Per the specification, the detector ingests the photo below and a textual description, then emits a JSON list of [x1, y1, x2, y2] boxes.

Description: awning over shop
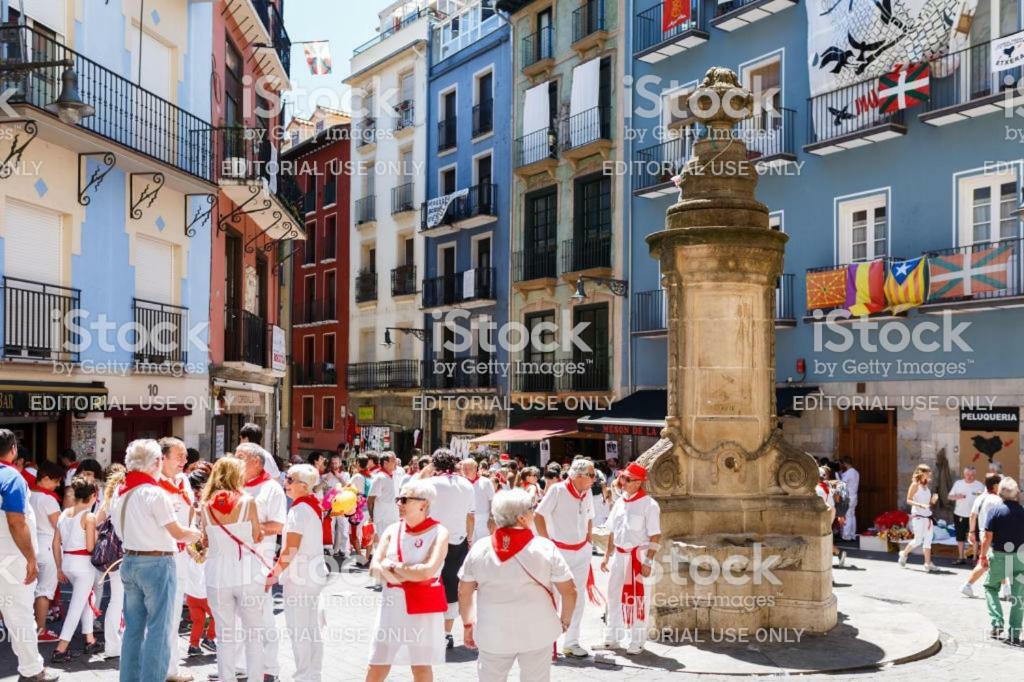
[[0, 380, 107, 413], [470, 417, 580, 443], [578, 390, 667, 437]]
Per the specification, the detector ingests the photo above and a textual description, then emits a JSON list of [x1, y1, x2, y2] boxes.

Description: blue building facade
[[422, 2, 513, 450], [628, 0, 1024, 524]]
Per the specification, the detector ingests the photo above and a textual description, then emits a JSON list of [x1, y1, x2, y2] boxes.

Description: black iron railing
[[212, 127, 272, 183], [295, 298, 336, 325], [133, 299, 187, 365], [302, 186, 317, 214], [513, 363, 556, 393], [358, 117, 376, 146], [438, 116, 457, 151], [422, 267, 495, 307], [0, 26, 213, 181], [396, 101, 415, 131], [323, 176, 337, 206], [352, 7, 442, 56], [634, 1, 704, 55], [421, 183, 497, 229], [633, 133, 697, 192], [392, 264, 417, 296], [715, 0, 788, 16], [355, 270, 377, 303], [473, 99, 493, 137], [224, 307, 268, 366], [513, 245, 558, 281], [776, 274, 796, 323], [515, 127, 558, 167], [925, 38, 1021, 113], [562, 234, 611, 272], [806, 78, 905, 147], [424, 355, 495, 390], [924, 237, 1024, 304], [392, 182, 415, 214], [293, 361, 338, 386], [740, 107, 796, 160], [559, 353, 611, 392], [561, 105, 611, 151], [2, 277, 81, 362], [522, 26, 554, 69], [252, 0, 291, 73], [573, 0, 606, 43], [275, 172, 304, 221], [355, 195, 376, 224], [803, 258, 902, 315], [632, 289, 666, 333], [347, 360, 421, 390]]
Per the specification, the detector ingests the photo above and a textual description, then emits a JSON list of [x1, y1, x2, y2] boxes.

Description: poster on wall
[[959, 407, 1020, 482], [540, 439, 551, 468], [605, 439, 619, 461], [71, 421, 96, 460], [271, 326, 287, 372]]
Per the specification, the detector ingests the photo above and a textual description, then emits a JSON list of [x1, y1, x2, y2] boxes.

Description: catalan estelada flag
[[806, 267, 847, 312], [877, 63, 930, 113], [662, 0, 691, 32], [884, 256, 928, 313], [928, 243, 1013, 301], [845, 260, 886, 316]]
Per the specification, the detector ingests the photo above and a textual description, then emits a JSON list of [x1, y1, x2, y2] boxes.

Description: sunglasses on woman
[[397, 496, 425, 504]]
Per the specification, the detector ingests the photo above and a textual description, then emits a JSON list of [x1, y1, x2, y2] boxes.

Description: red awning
[[470, 418, 580, 443]]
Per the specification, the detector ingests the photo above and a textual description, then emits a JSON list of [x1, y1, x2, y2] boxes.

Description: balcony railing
[[634, 1, 706, 57], [392, 182, 416, 214], [513, 362, 556, 393], [806, 78, 905, 149], [561, 105, 611, 152], [632, 289, 666, 333], [253, 0, 291, 74], [391, 264, 417, 296], [422, 267, 495, 307], [293, 361, 338, 386], [776, 274, 796, 324], [355, 270, 377, 303], [302, 186, 317, 214], [424, 354, 496, 390], [473, 99, 493, 137], [355, 195, 376, 225], [2, 277, 81, 362], [924, 38, 1022, 117], [573, 0, 606, 44], [923, 237, 1024, 306], [396, 101, 415, 131], [324, 176, 337, 206], [133, 299, 187, 365], [559, 353, 611, 392], [352, 7, 442, 56], [295, 298, 336, 325], [562, 234, 612, 273], [0, 25, 213, 181], [421, 183, 497, 230], [347, 360, 421, 390], [358, 118, 376, 147], [740, 107, 796, 162], [275, 172, 304, 221], [803, 258, 902, 316], [438, 116, 457, 151], [212, 126, 272, 184], [224, 307, 268, 367], [515, 127, 558, 168], [633, 133, 698, 193], [522, 26, 554, 70], [513, 245, 558, 282]]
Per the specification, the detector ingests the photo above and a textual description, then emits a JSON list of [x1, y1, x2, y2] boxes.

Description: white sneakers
[[924, 562, 937, 572], [898, 552, 908, 568], [961, 583, 975, 598], [625, 643, 645, 655], [562, 644, 589, 658]]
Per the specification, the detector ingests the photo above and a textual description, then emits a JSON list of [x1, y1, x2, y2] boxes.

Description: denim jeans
[[120, 554, 176, 682]]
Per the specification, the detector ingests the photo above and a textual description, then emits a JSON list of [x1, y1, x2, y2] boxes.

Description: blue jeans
[[120, 554, 176, 682]]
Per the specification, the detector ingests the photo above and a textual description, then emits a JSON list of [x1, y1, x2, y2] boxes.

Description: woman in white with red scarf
[[366, 478, 449, 681], [458, 489, 578, 682]]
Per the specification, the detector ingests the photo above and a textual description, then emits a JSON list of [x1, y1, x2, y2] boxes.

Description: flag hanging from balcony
[[928, 243, 1013, 301], [845, 259, 886, 316], [805, 267, 847, 312], [303, 42, 332, 76], [877, 63, 930, 113], [662, 0, 691, 32], [992, 31, 1024, 72], [425, 189, 468, 229], [883, 256, 928, 313]]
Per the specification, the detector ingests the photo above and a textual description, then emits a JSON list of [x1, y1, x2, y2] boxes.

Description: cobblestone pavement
[[0, 545, 1014, 681]]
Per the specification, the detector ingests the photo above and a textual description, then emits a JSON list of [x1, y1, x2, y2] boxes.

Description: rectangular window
[[323, 397, 335, 430], [301, 396, 314, 429], [524, 311, 555, 364], [961, 171, 1019, 244], [441, 167, 457, 195], [225, 42, 243, 126], [525, 187, 557, 255], [324, 215, 337, 260], [325, 270, 336, 317], [324, 333, 336, 366], [838, 194, 887, 263], [304, 220, 317, 265]]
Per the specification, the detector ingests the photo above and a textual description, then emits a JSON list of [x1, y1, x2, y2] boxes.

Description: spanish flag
[[884, 256, 928, 313], [845, 260, 886, 316]]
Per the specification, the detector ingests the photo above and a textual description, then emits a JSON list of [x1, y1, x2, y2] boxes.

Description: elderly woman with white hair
[[458, 489, 577, 682], [980, 476, 1024, 642], [266, 464, 330, 681], [366, 478, 449, 682], [111, 439, 201, 682]]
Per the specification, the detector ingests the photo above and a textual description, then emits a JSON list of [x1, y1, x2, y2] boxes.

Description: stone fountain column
[[637, 68, 836, 634]]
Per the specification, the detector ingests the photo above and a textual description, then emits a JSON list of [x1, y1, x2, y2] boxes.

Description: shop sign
[[271, 326, 287, 372], [357, 405, 375, 423], [578, 421, 663, 438]]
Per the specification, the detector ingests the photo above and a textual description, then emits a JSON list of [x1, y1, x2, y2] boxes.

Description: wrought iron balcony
[[634, 1, 708, 63], [632, 289, 666, 334], [921, 237, 1024, 309], [515, 127, 558, 169], [560, 105, 611, 155], [391, 264, 417, 297], [633, 134, 697, 197], [513, 362, 556, 393], [422, 267, 495, 308], [392, 182, 416, 214], [473, 99, 493, 137], [0, 25, 213, 181], [562, 234, 612, 273], [424, 355, 496, 390], [396, 101, 415, 131], [293, 361, 338, 386], [739, 107, 797, 166], [347, 360, 421, 390], [712, 0, 798, 32], [558, 353, 611, 392], [2, 277, 81, 362], [358, 117, 377, 147], [522, 26, 554, 73], [513, 246, 558, 282], [212, 127, 272, 183], [420, 183, 497, 231], [438, 116, 457, 151], [572, 0, 606, 48], [355, 195, 376, 225], [224, 307, 268, 367], [295, 298, 336, 325], [252, 0, 291, 75], [805, 77, 906, 154], [776, 274, 796, 327], [352, 7, 442, 56], [133, 299, 188, 365], [355, 270, 377, 303], [922, 38, 1023, 124]]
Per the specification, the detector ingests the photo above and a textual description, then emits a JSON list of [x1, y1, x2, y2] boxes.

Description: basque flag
[[877, 63, 930, 113]]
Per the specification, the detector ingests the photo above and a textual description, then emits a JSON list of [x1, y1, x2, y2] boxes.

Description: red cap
[[623, 462, 647, 482]]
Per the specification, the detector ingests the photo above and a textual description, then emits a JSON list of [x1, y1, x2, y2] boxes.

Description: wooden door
[[837, 409, 897, 532]]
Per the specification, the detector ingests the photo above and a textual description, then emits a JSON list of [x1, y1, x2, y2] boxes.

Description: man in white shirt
[[535, 457, 596, 657], [431, 448, 476, 648], [238, 442, 287, 682], [461, 458, 494, 542], [601, 462, 661, 655], [949, 466, 986, 564], [367, 452, 400, 532], [158, 438, 196, 682], [962, 473, 1004, 598], [29, 462, 63, 642], [839, 457, 860, 541]]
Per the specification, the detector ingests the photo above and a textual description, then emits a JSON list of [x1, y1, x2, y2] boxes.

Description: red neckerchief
[[159, 475, 191, 506], [119, 471, 159, 495], [0, 460, 10, 469], [624, 489, 647, 503], [209, 490, 240, 515], [405, 517, 440, 534], [368, 463, 379, 474], [293, 494, 323, 519], [244, 470, 271, 488], [31, 485, 61, 504], [358, 469, 370, 479], [21, 469, 37, 487], [462, 473, 479, 484], [377, 468, 393, 479], [492, 527, 534, 562], [565, 479, 587, 500]]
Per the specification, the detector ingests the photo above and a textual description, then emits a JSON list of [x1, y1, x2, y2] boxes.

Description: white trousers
[[604, 550, 650, 647], [477, 645, 552, 682], [557, 546, 591, 648], [905, 516, 934, 552], [34, 549, 57, 600], [104, 569, 124, 657], [0, 556, 44, 677], [58, 556, 96, 641], [841, 498, 858, 540], [208, 583, 267, 682], [332, 516, 350, 554], [283, 585, 324, 682], [166, 552, 187, 676]]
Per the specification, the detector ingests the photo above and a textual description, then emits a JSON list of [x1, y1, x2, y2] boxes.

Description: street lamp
[[45, 66, 95, 125], [571, 274, 628, 301], [383, 327, 428, 347]]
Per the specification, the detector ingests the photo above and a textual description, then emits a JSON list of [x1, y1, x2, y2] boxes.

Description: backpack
[[91, 517, 123, 572], [833, 480, 851, 517]]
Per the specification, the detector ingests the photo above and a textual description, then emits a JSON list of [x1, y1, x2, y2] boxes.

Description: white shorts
[[35, 550, 57, 599]]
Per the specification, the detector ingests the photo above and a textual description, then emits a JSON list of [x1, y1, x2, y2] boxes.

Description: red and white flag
[[303, 41, 332, 76], [662, 0, 691, 32], [877, 63, 930, 113]]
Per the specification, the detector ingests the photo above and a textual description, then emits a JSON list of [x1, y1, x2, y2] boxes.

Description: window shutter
[[135, 237, 174, 303], [5, 200, 61, 284]]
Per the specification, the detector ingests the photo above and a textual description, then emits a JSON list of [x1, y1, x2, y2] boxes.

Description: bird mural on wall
[[971, 434, 1015, 465]]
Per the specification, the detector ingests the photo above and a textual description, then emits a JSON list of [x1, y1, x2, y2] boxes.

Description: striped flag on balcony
[[928, 244, 1013, 301], [806, 267, 847, 312], [877, 63, 930, 113], [883, 256, 927, 314], [662, 0, 691, 32], [845, 260, 886, 316], [303, 41, 332, 75]]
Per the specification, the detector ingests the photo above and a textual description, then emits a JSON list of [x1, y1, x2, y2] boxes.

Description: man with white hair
[[462, 458, 494, 542], [368, 452, 401, 536], [458, 489, 577, 681], [113, 439, 201, 682], [158, 437, 196, 682], [237, 442, 287, 681], [535, 457, 598, 657], [240, 422, 281, 479], [980, 476, 1024, 643], [949, 465, 985, 565]]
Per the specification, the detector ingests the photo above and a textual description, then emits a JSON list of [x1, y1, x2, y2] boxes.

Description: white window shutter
[[135, 236, 174, 303], [4, 200, 61, 284]]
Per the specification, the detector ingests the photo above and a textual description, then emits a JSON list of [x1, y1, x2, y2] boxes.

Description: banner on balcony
[[303, 41, 333, 75], [805, 266, 847, 312], [662, 0, 691, 32], [425, 188, 468, 228], [845, 260, 886, 316], [927, 243, 1013, 301], [877, 63, 930, 112], [884, 256, 928, 313], [992, 30, 1024, 73]]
